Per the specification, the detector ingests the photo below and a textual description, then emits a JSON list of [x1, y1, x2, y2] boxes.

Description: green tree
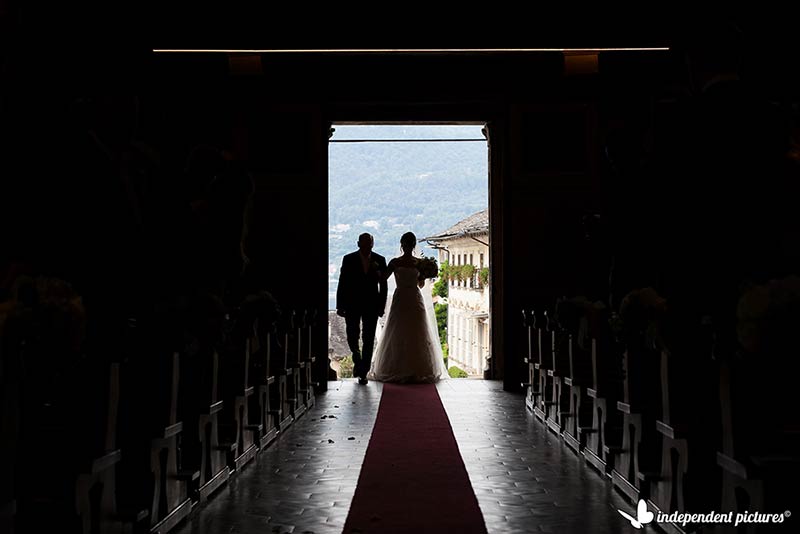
[[433, 261, 449, 298], [435, 302, 448, 344]]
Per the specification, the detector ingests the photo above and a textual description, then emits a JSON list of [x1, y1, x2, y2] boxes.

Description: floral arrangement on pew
[[614, 287, 667, 350], [555, 296, 607, 351], [1, 276, 86, 355], [179, 290, 228, 358], [223, 290, 280, 345], [417, 256, 440, 280], [240, 290, 282, 346], [240, 291, 281, 325], [736, 278, 800, 446], [737, 275, 800, 357]]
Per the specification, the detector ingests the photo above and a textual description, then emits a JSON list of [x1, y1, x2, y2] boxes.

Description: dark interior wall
[[3, 14, 799, 391], [3, 49, 661, 390]]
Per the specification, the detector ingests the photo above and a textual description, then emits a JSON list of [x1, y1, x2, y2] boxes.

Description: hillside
[[329, 125, 488, 309]]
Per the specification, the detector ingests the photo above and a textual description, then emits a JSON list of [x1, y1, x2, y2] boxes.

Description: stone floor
[[174, 379, 635, 534]]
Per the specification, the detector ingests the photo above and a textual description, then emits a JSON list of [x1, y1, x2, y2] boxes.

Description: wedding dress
[[368, 264, 449, 383]]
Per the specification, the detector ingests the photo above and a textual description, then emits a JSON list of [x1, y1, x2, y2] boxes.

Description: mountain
[[329, 125, 488, 309]]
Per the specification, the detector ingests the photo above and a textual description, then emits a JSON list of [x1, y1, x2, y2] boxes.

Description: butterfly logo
[[618, 499, 655, 529]]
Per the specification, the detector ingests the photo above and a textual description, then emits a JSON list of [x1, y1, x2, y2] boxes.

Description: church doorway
[[326, 124, 491, 380]]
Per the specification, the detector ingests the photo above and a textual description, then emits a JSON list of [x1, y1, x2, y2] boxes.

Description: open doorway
[[327, 124, 490, 379]]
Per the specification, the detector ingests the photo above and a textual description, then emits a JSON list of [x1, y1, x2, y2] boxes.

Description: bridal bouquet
[[417, 256, 439, 280]]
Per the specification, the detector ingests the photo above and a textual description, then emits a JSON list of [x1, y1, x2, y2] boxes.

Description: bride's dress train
[[368, 266, 448, 383]]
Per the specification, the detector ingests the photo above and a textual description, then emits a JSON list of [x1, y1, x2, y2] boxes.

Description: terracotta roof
[[421, 208, 488, 242]]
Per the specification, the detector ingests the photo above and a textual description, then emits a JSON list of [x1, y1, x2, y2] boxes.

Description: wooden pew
[[562, 335, 594, 453], [116, 319, 192, 534], [582, 307, 624, 475], [174, 302, 230, 504], [610, 332, 663, 503], [1, 306, 22, 534], [249, 314, 278, 449], [546, 311, 571, 436], [607, 289, 666, 503], [146, 352, 193, 534], [13, 356, 135, 534], [646, 317, 720, 533], [711, 276, 800, 532], [533, 310, 554, 425], [228, 289, 281, 453], [284, 310, 306, 421], [299, 309, 317, 410], [715, 355, 800, 534], [557, 298, 595, 454], [180, 345, 229, 502], [0, 501, 14, 534], [268, 312, 293, 432], [73, 362, 130, 534], [521, 309, 541, 412], [6, 289, 143, 534], [218, 311, 258, 472]]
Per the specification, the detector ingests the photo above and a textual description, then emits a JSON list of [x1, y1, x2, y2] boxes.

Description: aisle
[[343, 383, 486, 533], [173, 380, 633, 534]]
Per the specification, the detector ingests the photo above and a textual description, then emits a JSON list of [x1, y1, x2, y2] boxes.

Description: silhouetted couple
[[336, 232, 447, 385]]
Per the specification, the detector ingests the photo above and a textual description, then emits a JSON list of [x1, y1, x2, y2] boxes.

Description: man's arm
[[380, 257, 395, 282], [336, 256, 349, 316], [378, 257, 388, 316]]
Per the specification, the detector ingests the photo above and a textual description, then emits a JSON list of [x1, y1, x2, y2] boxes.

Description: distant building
[[422, 209, 490, 376]]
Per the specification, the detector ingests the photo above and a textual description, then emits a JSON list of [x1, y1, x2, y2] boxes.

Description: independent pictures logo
[[618, 499, 654, 529], [618, 499, 791, 530]]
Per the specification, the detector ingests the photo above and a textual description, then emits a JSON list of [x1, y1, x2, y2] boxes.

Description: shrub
[[338, 355, 354, 378], [462, 264, 475, 280], [448, 365, 469, 378], [479, 267, 490, 286]]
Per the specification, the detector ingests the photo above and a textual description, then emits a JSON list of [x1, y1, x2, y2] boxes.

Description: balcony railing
[[449, 275, 488, 291]]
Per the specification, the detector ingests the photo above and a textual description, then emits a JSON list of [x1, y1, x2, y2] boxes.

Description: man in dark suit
[[336, 233, 388, 384]]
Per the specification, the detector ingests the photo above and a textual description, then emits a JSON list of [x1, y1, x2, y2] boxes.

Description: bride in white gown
[[368, 232, 449, 383]]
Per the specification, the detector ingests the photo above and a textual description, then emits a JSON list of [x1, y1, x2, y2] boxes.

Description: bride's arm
[[381, 259, 395, 282]]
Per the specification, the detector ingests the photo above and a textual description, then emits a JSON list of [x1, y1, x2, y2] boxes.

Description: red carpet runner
[[343, 383, 487, 534]]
